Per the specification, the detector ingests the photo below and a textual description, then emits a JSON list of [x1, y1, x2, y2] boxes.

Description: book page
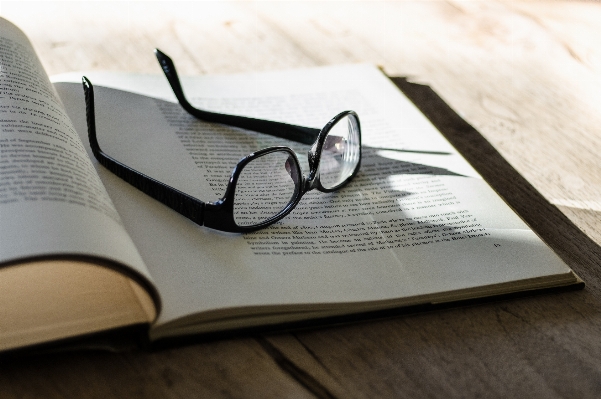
[[53, 64, 573, 337], [0, 18, 160, 352], [0, 19, 154, 285], [0, 259, 155, 352]]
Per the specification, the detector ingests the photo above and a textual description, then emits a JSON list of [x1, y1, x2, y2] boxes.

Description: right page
[[53, 64, 576, 340]]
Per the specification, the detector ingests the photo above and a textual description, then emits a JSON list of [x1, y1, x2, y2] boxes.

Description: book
[[0, 17, 581, 353]]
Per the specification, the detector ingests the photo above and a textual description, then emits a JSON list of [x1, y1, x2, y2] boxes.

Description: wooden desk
[[2, 1, 601, 397]]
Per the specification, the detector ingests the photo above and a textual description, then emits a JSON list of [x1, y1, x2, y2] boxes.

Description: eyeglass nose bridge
[[302, 147, 321, 192], [303, 174, 320, 192]]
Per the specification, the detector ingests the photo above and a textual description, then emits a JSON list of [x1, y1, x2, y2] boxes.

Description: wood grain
[[1, 1, 600, 398]]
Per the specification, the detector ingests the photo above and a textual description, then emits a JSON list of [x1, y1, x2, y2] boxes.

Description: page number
[[494, 243, 501, 247]]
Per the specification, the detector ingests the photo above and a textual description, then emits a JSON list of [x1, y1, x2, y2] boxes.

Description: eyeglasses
[[82, 51, 361, 232]]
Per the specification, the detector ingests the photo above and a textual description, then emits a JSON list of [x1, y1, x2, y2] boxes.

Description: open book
[[0, 18, 581, 352]]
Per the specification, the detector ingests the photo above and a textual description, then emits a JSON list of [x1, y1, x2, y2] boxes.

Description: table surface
[[2, 1, 601, 397]]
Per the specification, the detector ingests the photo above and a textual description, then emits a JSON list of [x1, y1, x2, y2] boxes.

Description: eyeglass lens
[[319, 114, 361, 190], [233, 150, 301, 227], [232, 114, 359, 228]]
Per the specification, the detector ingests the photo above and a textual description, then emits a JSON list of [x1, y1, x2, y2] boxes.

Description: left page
[[0, 18, 158, 351]]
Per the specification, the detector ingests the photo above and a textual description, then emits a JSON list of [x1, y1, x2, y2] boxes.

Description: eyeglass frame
[[81, 60, 361, 233]]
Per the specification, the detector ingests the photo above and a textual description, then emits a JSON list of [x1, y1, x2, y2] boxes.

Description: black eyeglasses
[[82, 52, 361, 232]]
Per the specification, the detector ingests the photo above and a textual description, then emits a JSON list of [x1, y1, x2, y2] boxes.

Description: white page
[[54, 64, 572, 333], [0, 18, 155, 289]]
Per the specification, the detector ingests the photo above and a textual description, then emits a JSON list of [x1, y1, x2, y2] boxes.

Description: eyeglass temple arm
[[155, 49, 321, 146], [82, 76, 206, 226]]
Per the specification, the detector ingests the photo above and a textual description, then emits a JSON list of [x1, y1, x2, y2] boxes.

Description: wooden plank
[[0, 338, 317, 399]]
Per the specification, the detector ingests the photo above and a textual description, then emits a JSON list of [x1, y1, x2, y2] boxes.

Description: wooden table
[[2, 1, 601, 397]]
